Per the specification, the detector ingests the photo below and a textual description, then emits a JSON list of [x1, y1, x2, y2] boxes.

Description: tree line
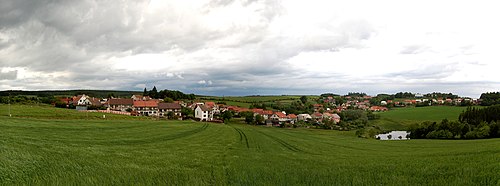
[[143, 86, 195, 101], [479, 92, 500, 106], [409, 105, 500, 139]]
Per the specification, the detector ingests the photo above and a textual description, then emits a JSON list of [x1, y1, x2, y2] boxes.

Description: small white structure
[[195, 104, 213, 121], [297, 114, 312, 121], [376, 131, 410, 140]]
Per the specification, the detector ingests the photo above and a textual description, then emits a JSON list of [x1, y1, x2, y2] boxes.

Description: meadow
[[197, 95, 317, 108], [1, 104, 499, 185], [372, 106, 479, 130]]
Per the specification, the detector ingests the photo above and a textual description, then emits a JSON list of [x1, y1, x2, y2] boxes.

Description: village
[[56, 92, 480, 130]]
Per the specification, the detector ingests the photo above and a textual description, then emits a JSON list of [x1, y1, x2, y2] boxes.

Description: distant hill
[[0, 90, 142, 98]]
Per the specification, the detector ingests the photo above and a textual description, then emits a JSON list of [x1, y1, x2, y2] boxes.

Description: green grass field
[[372, 106, 480, 130], [198, 95, 318, 108], [1, 104, 499, 185]]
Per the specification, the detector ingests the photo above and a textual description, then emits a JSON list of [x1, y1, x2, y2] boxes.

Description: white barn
[[376, 131, 410, 140]]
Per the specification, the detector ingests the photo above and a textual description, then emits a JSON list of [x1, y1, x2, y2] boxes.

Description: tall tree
[[300, 96, 308, 104], [143, 88, 147, 96], [150, 86, 158, 98]]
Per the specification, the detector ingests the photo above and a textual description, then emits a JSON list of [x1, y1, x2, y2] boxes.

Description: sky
[[1, 0, 499, 98]]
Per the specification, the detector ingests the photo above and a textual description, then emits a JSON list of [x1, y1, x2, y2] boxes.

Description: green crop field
[[372, 106, 481, 130], [1, 105, 499, 185]]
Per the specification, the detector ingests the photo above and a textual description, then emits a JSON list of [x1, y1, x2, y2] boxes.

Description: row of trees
[[479, 92, 500, 106], [409, 105, 500, 139], [0, 95, 56, 105], [143, 87, 195, 100], [459, 105, 500, 126]]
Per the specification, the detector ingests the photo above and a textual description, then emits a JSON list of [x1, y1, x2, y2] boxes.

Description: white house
[[73, 94, 91, 111], [195, 104, 213, 121], [297, 114, 312, 121], [376, 131, 411, 140]]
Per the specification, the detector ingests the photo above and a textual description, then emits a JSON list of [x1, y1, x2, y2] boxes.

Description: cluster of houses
[[192, 102, 341, 126], [319, 94, 479, 114], [59, 95, 342, 125], [60, 94, 183, 118]]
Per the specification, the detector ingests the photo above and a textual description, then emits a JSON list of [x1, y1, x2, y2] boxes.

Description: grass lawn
[[0, 105, 499, 185]]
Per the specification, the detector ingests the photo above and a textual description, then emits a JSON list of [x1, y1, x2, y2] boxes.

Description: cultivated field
[[1, 105, 499, 185]]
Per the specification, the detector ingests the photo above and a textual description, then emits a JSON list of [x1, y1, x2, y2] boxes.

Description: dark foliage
[[479, 92, 500, 106]]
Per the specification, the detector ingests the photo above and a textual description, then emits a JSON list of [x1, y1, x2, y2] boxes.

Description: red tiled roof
[[205, 102, 215, 107], [158, 103, 181, 109], [313, 112, 323, 117], [288, 114, 297, 119], [274, 112, 287, 118], [108, 98, 133, 105], [133, 100, 158, 107], [251, 108, 264, 113]]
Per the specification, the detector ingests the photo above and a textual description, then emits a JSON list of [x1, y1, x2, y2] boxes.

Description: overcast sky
[[1, 0, 499, 97]]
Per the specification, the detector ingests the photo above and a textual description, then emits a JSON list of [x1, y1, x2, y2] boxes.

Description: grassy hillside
[[198, 95, 318, 108], [0, 105, 499, 185], [373, 106, 481, 130]]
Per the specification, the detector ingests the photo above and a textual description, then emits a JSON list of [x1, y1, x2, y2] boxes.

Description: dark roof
[[108, 98, 133, 105], [196, 104, 211, 112], [89, 97, 102, 106], [158, 103, 182, 109]]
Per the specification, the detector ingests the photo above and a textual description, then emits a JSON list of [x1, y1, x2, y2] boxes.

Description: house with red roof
[[133, 100, 159, 116], [158, 103, 182, 118], [195, 104, 213, 121], [370, 106, 388, 112], [107, 98, 134, 112], [270, 112, 289, 122], [131, 95, 152, 101]]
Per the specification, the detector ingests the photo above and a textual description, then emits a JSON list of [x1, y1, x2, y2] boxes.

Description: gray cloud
[[0, 1, 497, 98], [0, 70, 17, 80]]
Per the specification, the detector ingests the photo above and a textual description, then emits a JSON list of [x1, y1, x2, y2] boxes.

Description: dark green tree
[[300, 96, 308, 104]]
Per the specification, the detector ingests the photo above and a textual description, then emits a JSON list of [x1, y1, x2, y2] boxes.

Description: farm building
[[376, 131, 410, 140]]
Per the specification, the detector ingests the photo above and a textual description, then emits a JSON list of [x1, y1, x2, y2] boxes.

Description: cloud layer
[[1, 0, 499, 97]]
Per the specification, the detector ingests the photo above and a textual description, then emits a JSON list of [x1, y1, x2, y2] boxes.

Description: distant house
[[88, 97, 102, 107], [375, 131, 410, 140], [131, 95, 152, 101], [270, 112, 288, 122], [287, 114, 297, 124], [133, 100, 159, 116], [370, 106, 388, 112], [312, 112, 323, 121], [107, 98, 134, 112], [195, 104, 213, 121], [322, 113, 341, 123], [158, 103, 182, 118], [73, 94, 91, 110], [297, 114, 312, 121], [254, 110, 273, 120]]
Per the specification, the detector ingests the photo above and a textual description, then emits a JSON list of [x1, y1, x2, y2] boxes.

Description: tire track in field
[[253, 129, 303, 153], [230, 125, 249, 148], [272, 129, 366, 151]]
